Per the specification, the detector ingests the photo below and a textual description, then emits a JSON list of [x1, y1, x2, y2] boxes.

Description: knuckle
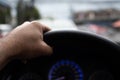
[[31, 21, 39, 25], [30, 21, 43, 29], [24, 21, 30, 24]]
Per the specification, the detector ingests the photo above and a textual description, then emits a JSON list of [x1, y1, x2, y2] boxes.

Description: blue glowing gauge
[[48, 60, 83, 80]]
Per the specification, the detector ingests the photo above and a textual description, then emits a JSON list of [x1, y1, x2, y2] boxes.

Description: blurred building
[[73, 8, 120, 24]]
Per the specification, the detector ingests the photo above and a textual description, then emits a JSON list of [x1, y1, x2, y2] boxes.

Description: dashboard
[[0, 30, 120, 80]]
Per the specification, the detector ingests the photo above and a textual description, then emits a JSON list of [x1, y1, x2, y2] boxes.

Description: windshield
[[0, 0, 120, 42]]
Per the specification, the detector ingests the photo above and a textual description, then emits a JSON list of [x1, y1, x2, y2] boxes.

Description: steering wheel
[[0, 30, 120, 80]]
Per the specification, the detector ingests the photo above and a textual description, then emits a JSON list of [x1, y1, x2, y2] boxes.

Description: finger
[[39, 41, 53, 55], [42, 25, 51, 33], [31, 21, 51, 32]]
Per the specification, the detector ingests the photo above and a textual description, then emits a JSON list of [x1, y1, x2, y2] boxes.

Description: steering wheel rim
[[44, 30, 120, 52]]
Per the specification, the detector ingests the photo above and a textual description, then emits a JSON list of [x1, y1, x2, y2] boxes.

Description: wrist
[[0, 36, 21, 61], [0, 36, 22, 70]]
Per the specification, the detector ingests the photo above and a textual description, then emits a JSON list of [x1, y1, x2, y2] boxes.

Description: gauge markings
[[48, 60, 83, 80]]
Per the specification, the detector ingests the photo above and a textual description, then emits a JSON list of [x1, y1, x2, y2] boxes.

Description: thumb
[[38, 41, 53, 55]]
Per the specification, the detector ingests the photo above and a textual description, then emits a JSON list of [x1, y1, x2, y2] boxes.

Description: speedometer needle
[[55, 76, 65, 80]]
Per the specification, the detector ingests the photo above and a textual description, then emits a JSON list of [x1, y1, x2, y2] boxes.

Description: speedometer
[[48, 60, 83, 80]]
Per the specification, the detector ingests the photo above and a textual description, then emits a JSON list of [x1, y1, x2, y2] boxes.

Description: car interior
[[0, 30, 120, 80], [0, 0, 120, 80]]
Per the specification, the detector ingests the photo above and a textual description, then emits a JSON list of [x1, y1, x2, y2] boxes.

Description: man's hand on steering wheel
[[0, 21, 53, 70]]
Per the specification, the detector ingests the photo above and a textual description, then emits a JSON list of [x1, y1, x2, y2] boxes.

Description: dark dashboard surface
[[0, 30, 120, 80]]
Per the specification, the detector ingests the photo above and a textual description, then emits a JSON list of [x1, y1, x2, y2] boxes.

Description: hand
[[0, 21, 53, 69]]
